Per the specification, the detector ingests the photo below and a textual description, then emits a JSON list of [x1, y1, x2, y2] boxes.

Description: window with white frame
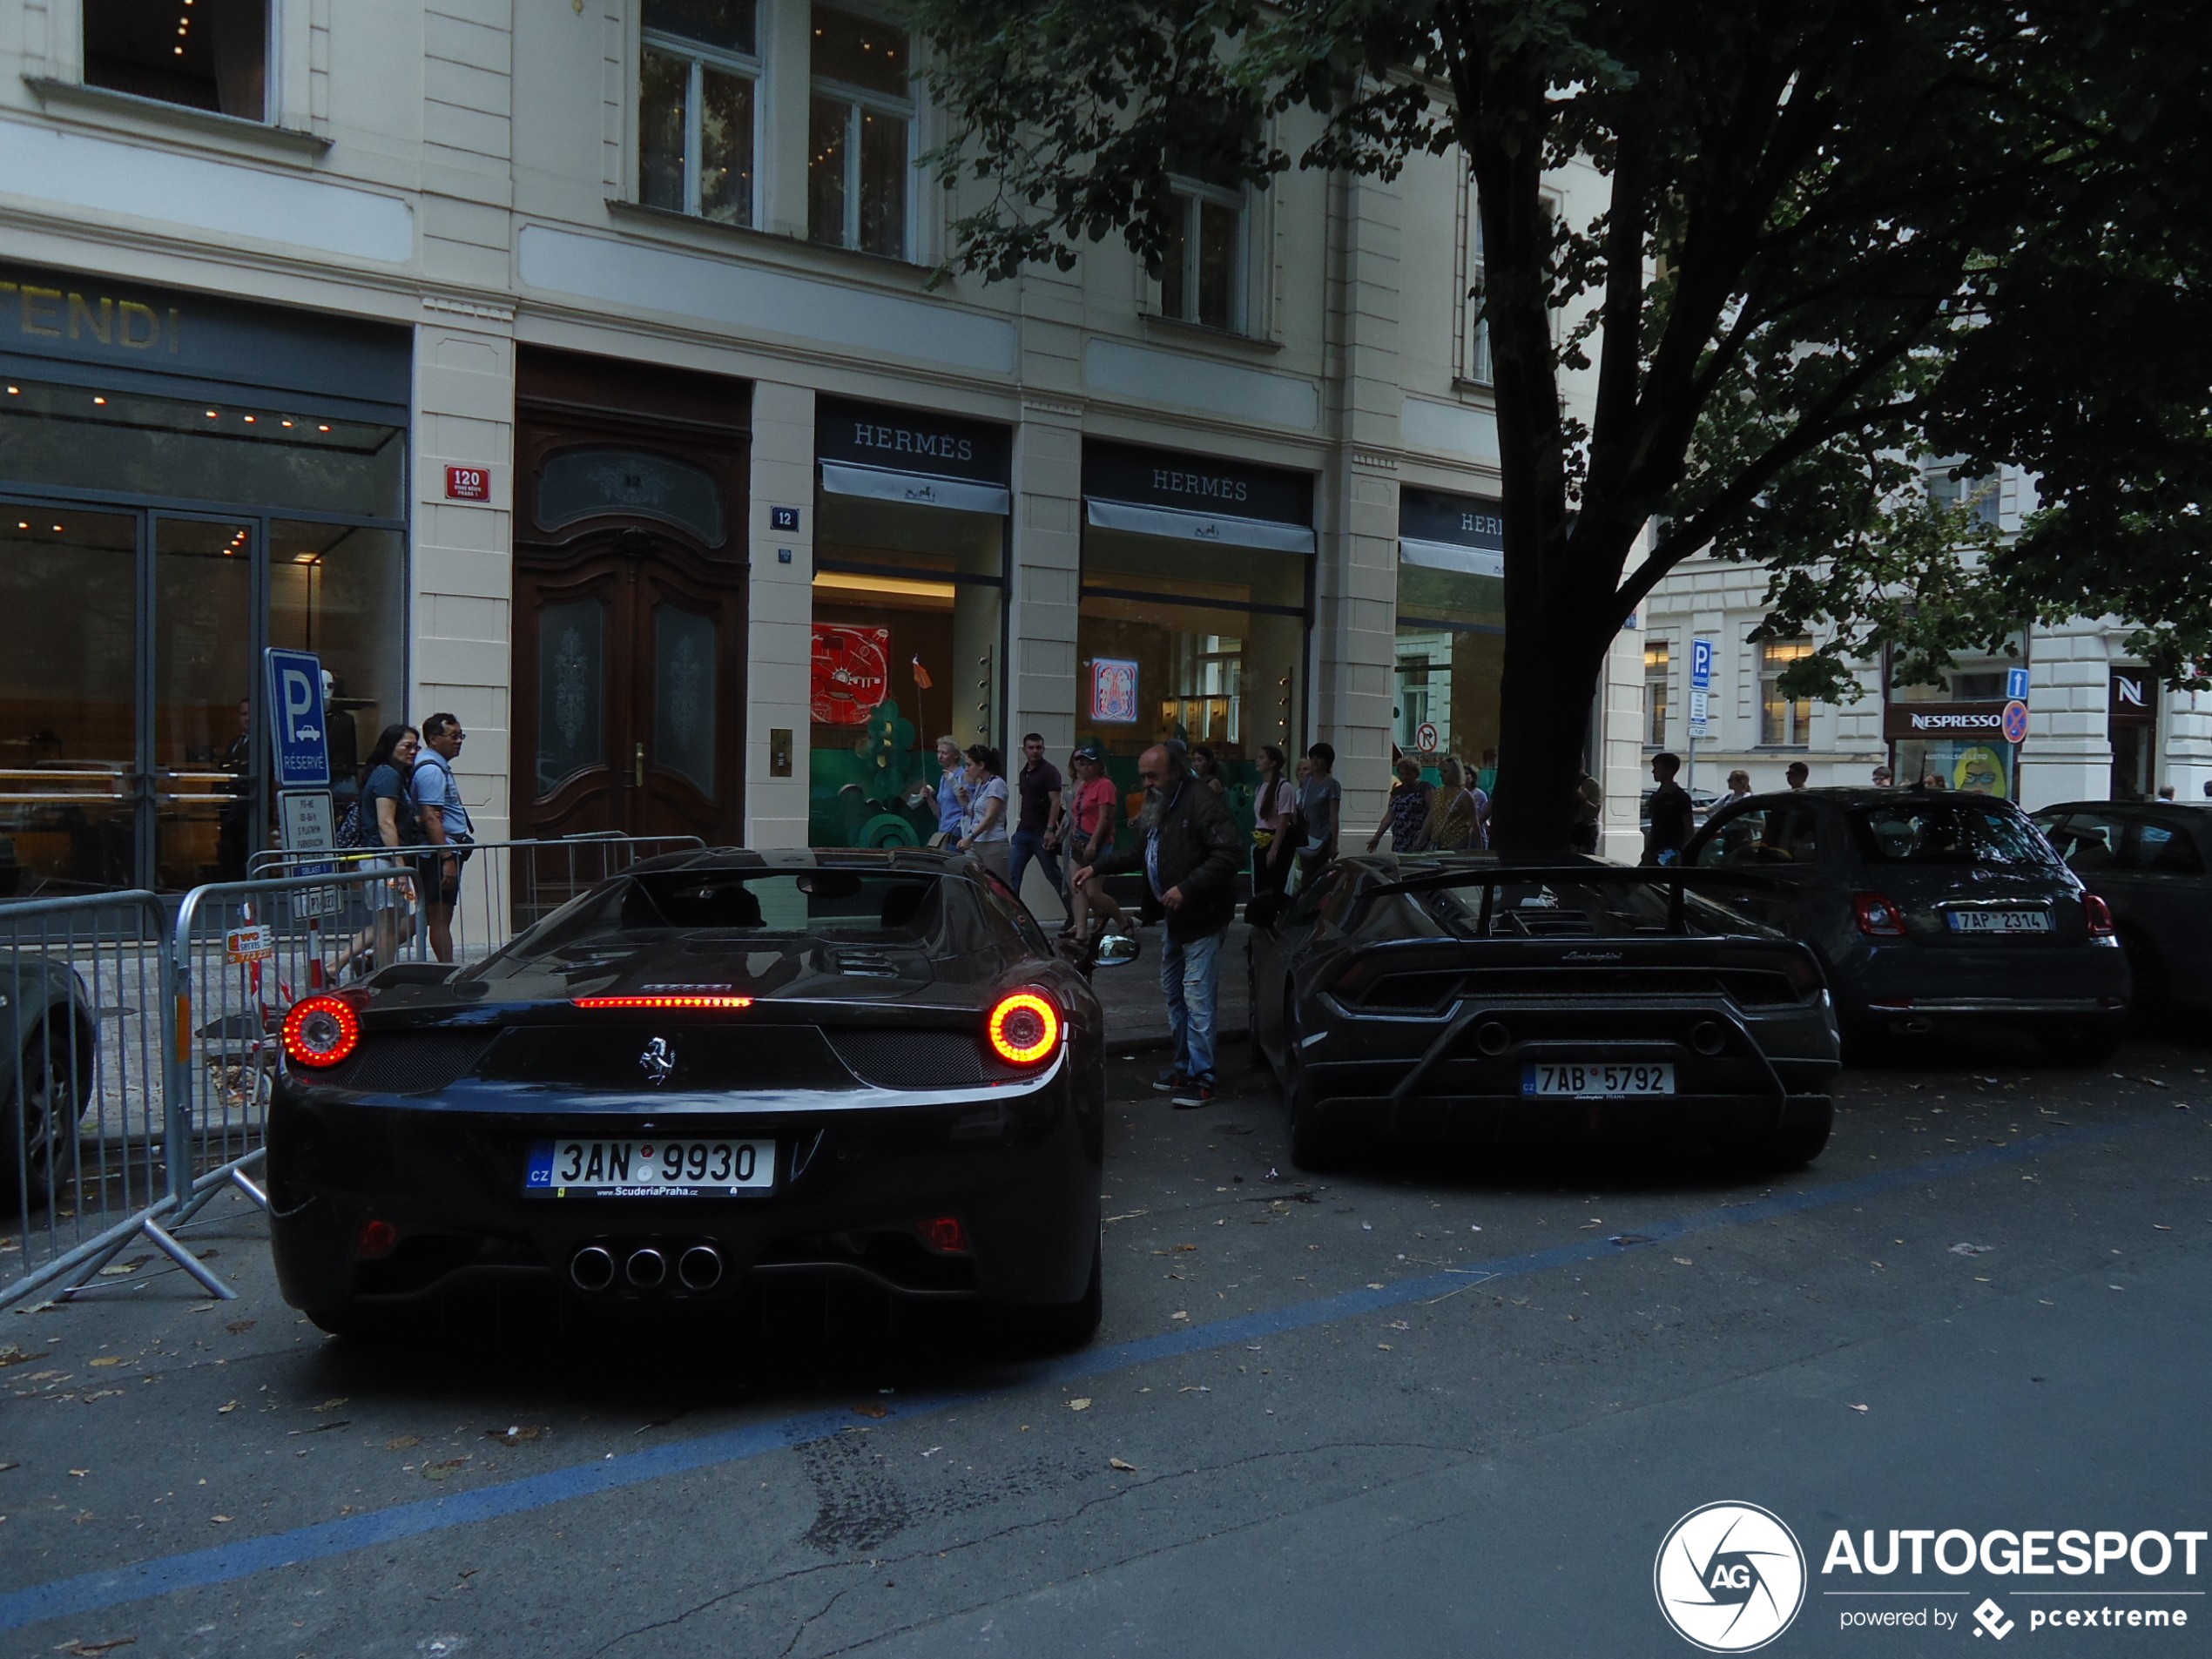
[[1759, 637, 1813, 746], [1643, 639, 1671, 747], [83, 0, 268, 120], [1157, 179, 1244, 331], [1924, 460, 2002, 528], [639, 0, 759, 227], [1460, 178, 1493, 383], [807, 4, 913, 258]]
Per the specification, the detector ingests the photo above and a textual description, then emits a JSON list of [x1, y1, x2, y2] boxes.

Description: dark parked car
[[2032, 801, 2212, 1013], [0, 953, 98, 1210], [1249, 855, 1840, 1170], [266, 850, 1108, 1345], [1682, 789, 2129, 1063]]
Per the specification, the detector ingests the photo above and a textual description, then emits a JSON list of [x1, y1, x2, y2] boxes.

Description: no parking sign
[[2001, 699, 2030, 745]]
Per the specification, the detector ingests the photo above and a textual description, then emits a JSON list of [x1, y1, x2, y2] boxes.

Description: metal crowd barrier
[[0, 833, 701, 1312]]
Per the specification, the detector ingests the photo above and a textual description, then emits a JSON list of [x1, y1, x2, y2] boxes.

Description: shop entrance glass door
[[0, 506, 138, 894], [154, 517, 256, 888]]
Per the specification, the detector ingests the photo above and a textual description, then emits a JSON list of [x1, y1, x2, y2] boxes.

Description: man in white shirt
[[412, 713, 474, 963]]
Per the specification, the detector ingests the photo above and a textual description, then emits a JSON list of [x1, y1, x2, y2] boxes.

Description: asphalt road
[[4, 1025, 2209, 1658]]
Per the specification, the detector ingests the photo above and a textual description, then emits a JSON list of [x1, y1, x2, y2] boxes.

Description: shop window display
[[808, 493, 1003, 848], [1076, 527, 1308, 853], [1394, 488, 1505, 775]]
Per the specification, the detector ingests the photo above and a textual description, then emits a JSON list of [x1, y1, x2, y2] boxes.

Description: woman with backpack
[[334, 723, 425, 977]]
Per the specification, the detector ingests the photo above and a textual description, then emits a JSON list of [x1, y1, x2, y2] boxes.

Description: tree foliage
[[911, 0, 2212, 844]]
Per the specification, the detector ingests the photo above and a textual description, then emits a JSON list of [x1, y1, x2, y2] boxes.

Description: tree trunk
[[1489, 605, 1615, 853]]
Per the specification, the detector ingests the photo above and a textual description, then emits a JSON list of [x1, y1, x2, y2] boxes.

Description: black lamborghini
[[265, 850, 1108, 1345], [1251, 855, 1841, 1170]]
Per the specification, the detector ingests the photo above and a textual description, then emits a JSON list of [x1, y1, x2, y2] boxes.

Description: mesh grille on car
[[828, 1030, 1027, 1089], [314, 1031, 500, 1095]]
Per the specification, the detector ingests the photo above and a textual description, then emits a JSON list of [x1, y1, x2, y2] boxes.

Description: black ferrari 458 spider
[[266, 850, 1109, 1345], [1251, 855, 1841, 1170]]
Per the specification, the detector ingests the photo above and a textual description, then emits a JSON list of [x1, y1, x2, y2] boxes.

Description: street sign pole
[[1688, 638, 1716, 801]]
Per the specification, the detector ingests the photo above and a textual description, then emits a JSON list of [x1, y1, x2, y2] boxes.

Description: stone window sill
[[604, 198, 943, 287], [24, 77, 329, 164], [1139, 312, 1284, 354]]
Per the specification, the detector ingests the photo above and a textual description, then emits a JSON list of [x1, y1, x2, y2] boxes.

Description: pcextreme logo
[[1656, 1502, 1810, 1652]]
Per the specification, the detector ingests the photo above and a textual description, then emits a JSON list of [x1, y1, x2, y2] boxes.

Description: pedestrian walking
[[1726, 768, 1753, 802], [1644, 752, 1695, 865], [926, 736, 968, 846], [1366, 755, 1434, 853], [1296, 741, 1341, 886], [1190, 745, 1228, 797], [1476, 747, 1500, 798], [1571, 770, 1604, 853], [411, 712, 474, 964], [1071, 744, 1242, 1108], [1009, 732, 1067, 906], [1871, 765, 1894, 787], [1424, 756, 1481, 851], [1247, 743, 1298, 927], [334, 723, 424, 977], [1062, 746, 1129, 940], [1786, 760, 1811, 790], [955, 744, 1011, 885]]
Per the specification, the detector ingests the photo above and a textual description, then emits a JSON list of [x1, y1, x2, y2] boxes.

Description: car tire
[[1284, 992, 1352, 1172], [1759, 1098, 1835, 1169], [990, 1239, 1103, 1353], [2033, 1022, 2124, 1068], [0, 1017, 91, 1211]]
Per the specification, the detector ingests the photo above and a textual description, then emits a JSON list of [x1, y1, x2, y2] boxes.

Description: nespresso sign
[[1882, 703, 2005, 740], [1082, 439, 1312, 527], [816, 395, 1009, 484]]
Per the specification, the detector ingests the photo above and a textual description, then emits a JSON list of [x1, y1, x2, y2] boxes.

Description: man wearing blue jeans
[[1008, 732, 1066, 911], [1071, 743, 1243, 1107]]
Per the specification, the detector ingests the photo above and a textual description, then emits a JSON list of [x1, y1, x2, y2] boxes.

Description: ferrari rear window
[[1850, 805, 2054, 867], [466, 867, 965, 973]]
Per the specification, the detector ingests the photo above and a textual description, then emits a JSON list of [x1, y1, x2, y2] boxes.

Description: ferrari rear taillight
[[282, 995, 361, 1068], [1852, 891, 1907, 937], [2084, 894, 2116, 937], [987, 990, 1061, 1065], [918, 1216, 971, 1255]]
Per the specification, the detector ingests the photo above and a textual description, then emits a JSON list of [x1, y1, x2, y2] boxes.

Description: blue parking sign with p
[[1690, 637, 1715, 691], [263, 647, 331, 788]]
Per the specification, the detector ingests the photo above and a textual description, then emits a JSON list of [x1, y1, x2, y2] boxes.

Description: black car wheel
[[1, 1018, 91, 1211], [1759, 1098, 1835, 1170], [990, 1238, 1102, 1352], [2033, 1022, 2124, 1068], [1283, 990, 1352, 1172]]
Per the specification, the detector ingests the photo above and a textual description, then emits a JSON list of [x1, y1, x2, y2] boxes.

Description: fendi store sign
[[1, 278, 182, 354]]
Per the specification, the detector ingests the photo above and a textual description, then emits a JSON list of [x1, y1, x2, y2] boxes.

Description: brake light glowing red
[[355, 1218, 399, 1258], [281, 995, 361, 1068], [2084, 894, 2116, 937], [987, 990, 1061, 1065], [1852, 891, 1907, 937], [571, 995, 755, 1009]]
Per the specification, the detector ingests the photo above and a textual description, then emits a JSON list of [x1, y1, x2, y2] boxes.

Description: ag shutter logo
[[1656, 1502, 1808, 1652]]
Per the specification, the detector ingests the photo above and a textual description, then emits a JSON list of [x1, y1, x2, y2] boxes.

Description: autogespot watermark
[[1659, 1510, 2206, 1647]]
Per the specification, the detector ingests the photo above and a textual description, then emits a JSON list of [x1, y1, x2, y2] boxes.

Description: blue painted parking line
[[0, 1123, 2117, 1634]]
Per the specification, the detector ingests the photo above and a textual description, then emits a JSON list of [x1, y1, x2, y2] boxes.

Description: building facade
[[1635, 462, 2212, 813], [0, 0, 1644, 895]]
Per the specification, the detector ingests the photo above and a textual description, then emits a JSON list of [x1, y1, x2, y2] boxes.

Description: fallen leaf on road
[[1172, 1244, 1197, 1252], [850, 1406, 889, 1420], [0, 1345, 29, 1368], [1947, 1243, 1993, 1257], [1366, 1282, 1385, 1290], [486, 1425, 548, 1443], [1377, 1343, 1393, 1351], [2153, 1224, 2175, 1232], [1673, 1257, 1695, 1266], [216, 1400, 239, 1413], [51, 1637, 137, 1656], [69, 1468, 89, 1478], [87, 1358, 120, 1369], [313, 1398, 348, 1413], [1177, 1386, 1210, 1393], [209, 1515, 233, 1524], [81, 1391, 123, 1404], [1068, 1398, 1092, 1412], [387, 1435, 421, 1451], [224, 1320, 255, 1336], [421, 1459, 468, 1480], [95, 1264, 137, 1278], [1170, 1311, 1189, 1321], [1849, 1404, 1869, 1413], [1109, 1458, 1137, 1471]]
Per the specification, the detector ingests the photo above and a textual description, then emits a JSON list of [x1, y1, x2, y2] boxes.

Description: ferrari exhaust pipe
[[625, 1247, 668, 1288], [678, 1245, 724, 1291], [570, 1246, 615, 1291]]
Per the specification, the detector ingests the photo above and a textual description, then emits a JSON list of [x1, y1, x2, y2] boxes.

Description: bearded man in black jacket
[[1071, 743, 1244, 1107]]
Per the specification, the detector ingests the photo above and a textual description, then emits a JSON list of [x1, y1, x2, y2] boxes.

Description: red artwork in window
[[811, 624, 892, 725]]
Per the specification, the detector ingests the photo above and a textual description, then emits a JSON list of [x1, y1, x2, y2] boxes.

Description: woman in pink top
[[1063, 746, 1128, 939], [1247, 743, 1298, 928]]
